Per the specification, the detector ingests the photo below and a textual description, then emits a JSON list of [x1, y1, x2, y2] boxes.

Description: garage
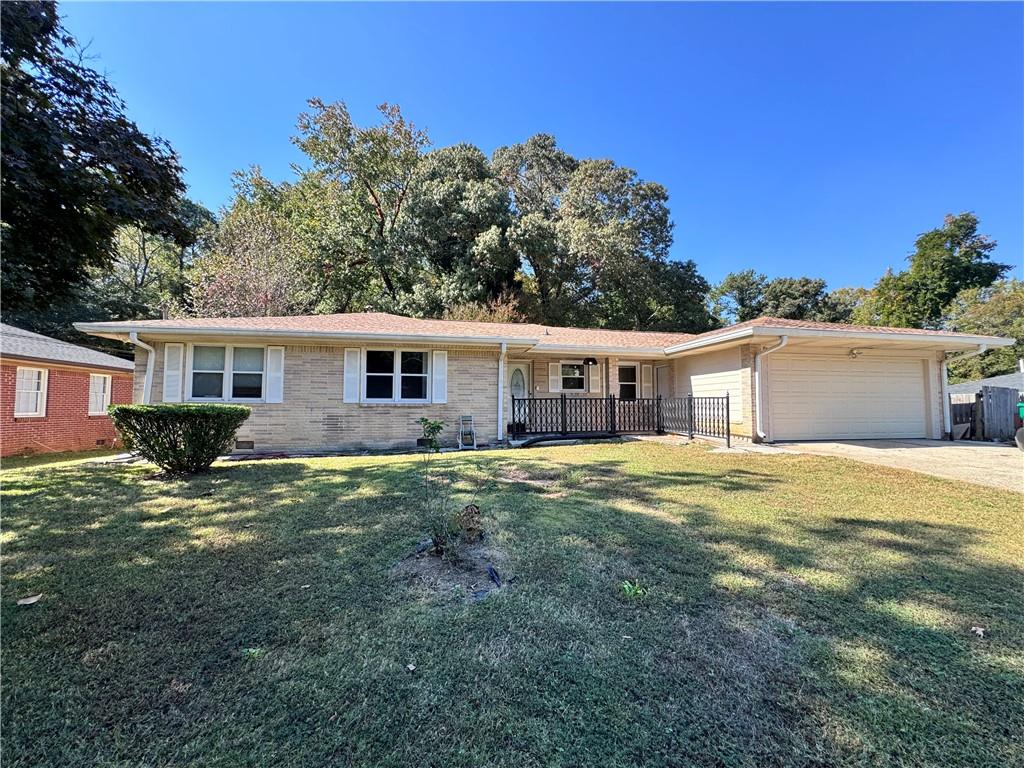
[[767, 354, 929, 440]]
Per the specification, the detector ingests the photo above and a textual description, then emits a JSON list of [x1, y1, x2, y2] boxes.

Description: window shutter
[[431, 351, 448, 404], [641, 364, 653, 398], [265, 347, 285, 403], [589, 363, 602, 394], [343, 349, 360, 403], [548, 362, 561, 393], [163, 343, 184, 402]]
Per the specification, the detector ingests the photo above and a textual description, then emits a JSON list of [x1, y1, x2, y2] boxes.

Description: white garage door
[[768, 354, 928, 440]]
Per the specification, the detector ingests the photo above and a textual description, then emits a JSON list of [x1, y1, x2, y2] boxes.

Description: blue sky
[[61, 2, 1023, 288]]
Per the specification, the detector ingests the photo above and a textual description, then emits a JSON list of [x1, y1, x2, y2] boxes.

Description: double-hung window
[[560, 362, 587, 393], [88, 374, 112, 415], [189, 346, 265, 400], [364, 350, 429, 402], [618, 365, 638, 400], [231, 347, 265, 399], [14, 367, 47, 417]]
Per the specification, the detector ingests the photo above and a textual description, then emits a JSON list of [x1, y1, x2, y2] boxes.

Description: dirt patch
[[392, 539, 513, 603]]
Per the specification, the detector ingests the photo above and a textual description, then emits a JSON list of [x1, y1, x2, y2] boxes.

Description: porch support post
[[725, 392, 731, 448], [497, 342, 507, 442], [560, 393, 568, 434]]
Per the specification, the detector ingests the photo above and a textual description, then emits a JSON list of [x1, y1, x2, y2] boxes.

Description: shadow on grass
[[1, 448, 1021, 767]]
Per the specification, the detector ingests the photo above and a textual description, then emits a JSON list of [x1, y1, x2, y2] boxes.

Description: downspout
[[128, 331, 155, 404], [754, 335, 789, 441], [497, 342, 507, 442], [941, 344, 987, 439]]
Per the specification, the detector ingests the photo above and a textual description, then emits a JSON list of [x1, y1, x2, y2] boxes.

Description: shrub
[[108, 403, 251, 475]]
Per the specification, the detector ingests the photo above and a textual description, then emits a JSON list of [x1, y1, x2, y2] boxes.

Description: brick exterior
[[1, 361, 133, 456], [139, 342, 499, 452]]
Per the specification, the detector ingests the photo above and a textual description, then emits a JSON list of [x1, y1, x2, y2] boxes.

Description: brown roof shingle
[[1, 324, 133, 370]]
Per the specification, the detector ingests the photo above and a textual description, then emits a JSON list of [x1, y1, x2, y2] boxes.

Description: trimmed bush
[[109, 403, 251, 475]]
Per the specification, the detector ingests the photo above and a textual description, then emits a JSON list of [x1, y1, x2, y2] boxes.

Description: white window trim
[[14, 366, 48, 417], [617, 361, 639, 400], [360, 348, 431, 404], [88, 373, 112, 415], [185, 344, 267, 403], [559, 359, 588, 393]]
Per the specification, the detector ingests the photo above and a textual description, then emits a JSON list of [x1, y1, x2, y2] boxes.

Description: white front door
[[655, 365, 670, 398], [507, 362, 530, 430]]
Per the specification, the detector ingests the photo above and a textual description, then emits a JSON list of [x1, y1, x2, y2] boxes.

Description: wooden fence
[[949, 385, 1021, 441]]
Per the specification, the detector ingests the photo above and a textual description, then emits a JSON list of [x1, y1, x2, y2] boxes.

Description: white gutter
[[497, 342, 507, 442], [754, 335, 789, 441], [128, 331, 155, 404], [941, 344, 987, 439], [666, 325, 1013, 356]]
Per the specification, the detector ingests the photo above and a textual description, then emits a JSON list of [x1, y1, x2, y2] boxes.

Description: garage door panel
[[769, 355, 927, 440]]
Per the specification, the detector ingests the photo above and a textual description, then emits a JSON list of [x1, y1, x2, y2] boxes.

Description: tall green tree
[[858, 213, 1009, 328], [396, 144, 517, 316], [294, 100, 429, 304], [493, 134, 712, 331], [1, 1, 189, 312], [942, 280, 1024, 382], [710, 271, 855, 324]]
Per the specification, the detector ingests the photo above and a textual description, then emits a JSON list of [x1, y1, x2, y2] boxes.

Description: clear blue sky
[[61, 1, 1023, 288]]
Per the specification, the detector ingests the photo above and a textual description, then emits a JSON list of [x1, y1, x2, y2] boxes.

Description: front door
[[655, 365, 670, 398], [507, 362, 530, 434]]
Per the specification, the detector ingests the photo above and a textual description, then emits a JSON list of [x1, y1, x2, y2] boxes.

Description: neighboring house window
[[560, 362, 587, 392], [14, 367, 47, 417], [618, 365, 638, 400], [88, 374, 112, 415], [189, 345, 265, 400], [364, 350, 429, 402]]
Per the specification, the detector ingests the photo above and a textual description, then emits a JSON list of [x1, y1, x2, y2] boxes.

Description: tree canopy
[[1, 1, 189, 312]]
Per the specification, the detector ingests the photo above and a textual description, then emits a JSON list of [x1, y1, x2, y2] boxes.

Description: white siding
[[674, 348, 745, 424]]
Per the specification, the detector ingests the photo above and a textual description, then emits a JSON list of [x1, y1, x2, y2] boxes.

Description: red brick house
[[1, 324, 134, 457]]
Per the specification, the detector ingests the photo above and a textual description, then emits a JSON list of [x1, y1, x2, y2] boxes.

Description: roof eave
[[73, 322, 539, 348], [665, 325, 1014, 355]]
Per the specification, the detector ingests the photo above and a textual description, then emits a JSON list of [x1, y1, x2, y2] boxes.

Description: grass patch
[[2, 443, 1021, 767]]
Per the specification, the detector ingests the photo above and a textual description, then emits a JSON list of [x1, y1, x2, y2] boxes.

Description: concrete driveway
[[779, 439, 1023, 493]]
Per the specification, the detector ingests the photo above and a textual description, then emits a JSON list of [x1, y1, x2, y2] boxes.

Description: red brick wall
[[1, 361, 134, 457]]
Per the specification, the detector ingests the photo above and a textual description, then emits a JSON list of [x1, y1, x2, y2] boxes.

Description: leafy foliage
[[710, 270, 854, 324], [942, 280, 1024, 381], [1, 1, 189, 311], [109, 404, 250, 475], [856, 213, 1009, 328]]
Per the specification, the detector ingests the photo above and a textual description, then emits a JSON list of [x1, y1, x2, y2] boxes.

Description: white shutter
[[641, 364, 653, 398], [431, 350, 448, 404], [548, 362, 561, 393], [163, 343, 184, 402], [265, 347, 285, 403], [343, 349, 360, 403], [589, 363, 602, 394]]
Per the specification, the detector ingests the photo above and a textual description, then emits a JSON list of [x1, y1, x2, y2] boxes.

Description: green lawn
[[2, 443, 1021, 767]]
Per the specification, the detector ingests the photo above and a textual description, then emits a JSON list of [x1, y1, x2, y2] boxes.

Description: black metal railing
[[509, 394, 730, 446]]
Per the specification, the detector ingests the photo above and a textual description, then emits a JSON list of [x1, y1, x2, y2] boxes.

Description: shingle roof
[[947, 371, 1024, 395], [0, 324, 133, 371], [79, 312, 697, 349], [694, 316, 996, 339], [74, 312, 1012, 352]]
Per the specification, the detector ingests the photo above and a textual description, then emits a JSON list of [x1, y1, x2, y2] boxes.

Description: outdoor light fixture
[[582, 357, 598, 366], [848, 348, 863, 359]]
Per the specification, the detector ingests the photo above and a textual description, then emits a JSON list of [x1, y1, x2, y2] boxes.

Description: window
[[231, 347, 264, 399], [14, 367, 47, 417], [191, 346, 226, 398], [560, 362, 587, 392], [364, 350, 430, 402], [188, 345, 266, 400], [88, 374, 111, 415], [618, 365, 638, 400]]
